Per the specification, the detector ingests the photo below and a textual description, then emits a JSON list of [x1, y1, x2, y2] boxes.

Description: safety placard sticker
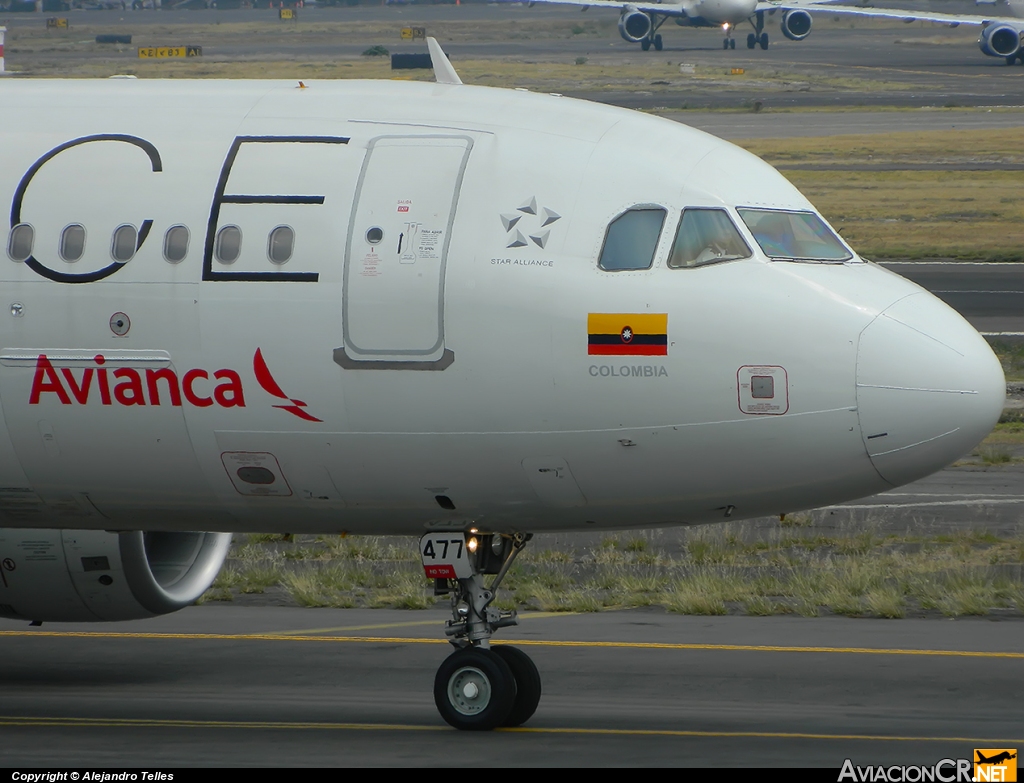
[[737, 365, 789, 415], [416, 229, 443, 261]]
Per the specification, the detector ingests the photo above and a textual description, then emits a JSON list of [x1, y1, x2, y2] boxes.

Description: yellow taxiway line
[[0, 630, 1021, 659], [0, 716, 1019, 744], [267, 611, 576, 635]]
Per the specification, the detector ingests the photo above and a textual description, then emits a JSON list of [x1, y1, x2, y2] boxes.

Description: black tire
[[759, 32, 769, 50], [653, 34, 663, 51], [730, 38, 736, 49], [747, 33, 756, 49], [1008, 54, 1018, 65], [723, 39, 729, 50], [434, 647, 515, 731], [492, 645, 542, 727], [641, 38, 651, 51]]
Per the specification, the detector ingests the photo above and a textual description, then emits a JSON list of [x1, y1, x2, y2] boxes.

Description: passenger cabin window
[[60, 224, 86, 263], [599, 207, 666, 271], [163, 225, 189, 263], [669, 209, 752, 269], [111, 224, 138, 263], [7, 224, 34, 262], [215, 225, 242, 264], [737, 208, 852, 262], [267, 225, 294, 265]]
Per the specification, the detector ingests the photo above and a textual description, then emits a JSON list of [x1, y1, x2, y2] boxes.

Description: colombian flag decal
[[588, 313, 668, 356]]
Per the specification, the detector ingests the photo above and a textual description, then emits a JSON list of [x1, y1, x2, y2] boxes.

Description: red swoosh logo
[[254, 348, 323, 422]]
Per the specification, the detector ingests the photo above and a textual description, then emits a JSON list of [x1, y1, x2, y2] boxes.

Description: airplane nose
[[856, 292, 1005, 487]]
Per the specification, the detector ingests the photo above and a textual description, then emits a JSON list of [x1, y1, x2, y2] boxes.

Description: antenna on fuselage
[[427, 37, 462, 86]]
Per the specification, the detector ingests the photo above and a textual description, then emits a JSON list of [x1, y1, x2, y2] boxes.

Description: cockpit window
[[598, 207, 666, 271], [737, 208, 852, 262], [668, 208, 752, 269]]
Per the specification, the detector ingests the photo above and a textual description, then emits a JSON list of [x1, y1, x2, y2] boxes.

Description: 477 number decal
[[420, 533, 472, 580]]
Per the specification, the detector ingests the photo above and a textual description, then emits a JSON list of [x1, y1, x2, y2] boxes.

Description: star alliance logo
[[501, 196, 561, 249]]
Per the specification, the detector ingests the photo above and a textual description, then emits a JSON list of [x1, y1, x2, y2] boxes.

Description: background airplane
[[523, 0, 1024, 62], [785, 0, 1024, 64], [520, 0, 792, 50]]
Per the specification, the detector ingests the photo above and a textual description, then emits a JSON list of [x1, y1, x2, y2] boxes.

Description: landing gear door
[[338, 135, 472, 370]]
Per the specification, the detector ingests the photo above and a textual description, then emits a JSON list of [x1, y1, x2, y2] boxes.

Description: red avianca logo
[[253, 348, 322, 422], [28, 348, 322, 423]]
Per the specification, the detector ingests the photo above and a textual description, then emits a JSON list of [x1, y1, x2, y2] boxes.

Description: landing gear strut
[[746, 11, 769, 50], [421, 531, 539, 731], [640, 14, 666, 51], [723, 23, 736, 49]]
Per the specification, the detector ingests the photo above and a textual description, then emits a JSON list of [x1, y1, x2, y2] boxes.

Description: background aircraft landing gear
[[748, 11, 769, 50], [641, 34, 662, 51], [423, 531, 539, 731]]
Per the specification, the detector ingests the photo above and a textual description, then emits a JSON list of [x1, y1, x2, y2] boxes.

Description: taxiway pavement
[[0, 607, 1020, 767]]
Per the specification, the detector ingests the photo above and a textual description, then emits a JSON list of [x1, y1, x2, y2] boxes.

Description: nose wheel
[[434, 647, 516, 730], [421, 531, 541, 730], [492, 644, 542, 727], [434, 644, 542, 730]]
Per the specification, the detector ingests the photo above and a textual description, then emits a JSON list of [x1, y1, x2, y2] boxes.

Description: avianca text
[[29, 354, 245, 409]]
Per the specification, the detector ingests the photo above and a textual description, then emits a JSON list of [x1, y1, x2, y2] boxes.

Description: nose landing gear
[[421, 531, 539, 731], [723, 24, 736, 49]]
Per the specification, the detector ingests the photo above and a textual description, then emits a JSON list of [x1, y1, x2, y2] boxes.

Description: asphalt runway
[[0, 607, 1021, 767]]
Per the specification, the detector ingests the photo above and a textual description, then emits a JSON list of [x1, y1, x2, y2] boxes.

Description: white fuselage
[[682, 0, 758, 25], [0, 79, 1004, 536]]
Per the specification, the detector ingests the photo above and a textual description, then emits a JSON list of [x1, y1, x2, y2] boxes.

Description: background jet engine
[[618, 9, 653, 42], [978, 23, 1022, 57], [781, 10, 813, 41], [0, 529, 231, 622]]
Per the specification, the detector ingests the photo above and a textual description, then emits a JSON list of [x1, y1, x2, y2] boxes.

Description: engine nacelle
[[781, 10, 813, 41], [618, 9, 653, 43], [0, 529, 231, 622], [979, 23, 1022, 57]]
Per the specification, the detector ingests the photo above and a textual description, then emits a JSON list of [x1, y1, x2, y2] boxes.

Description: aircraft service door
[[337, 135, 472, 370]]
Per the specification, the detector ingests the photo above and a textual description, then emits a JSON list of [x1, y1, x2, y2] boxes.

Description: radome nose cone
[[856, 292, 1005, 487]]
